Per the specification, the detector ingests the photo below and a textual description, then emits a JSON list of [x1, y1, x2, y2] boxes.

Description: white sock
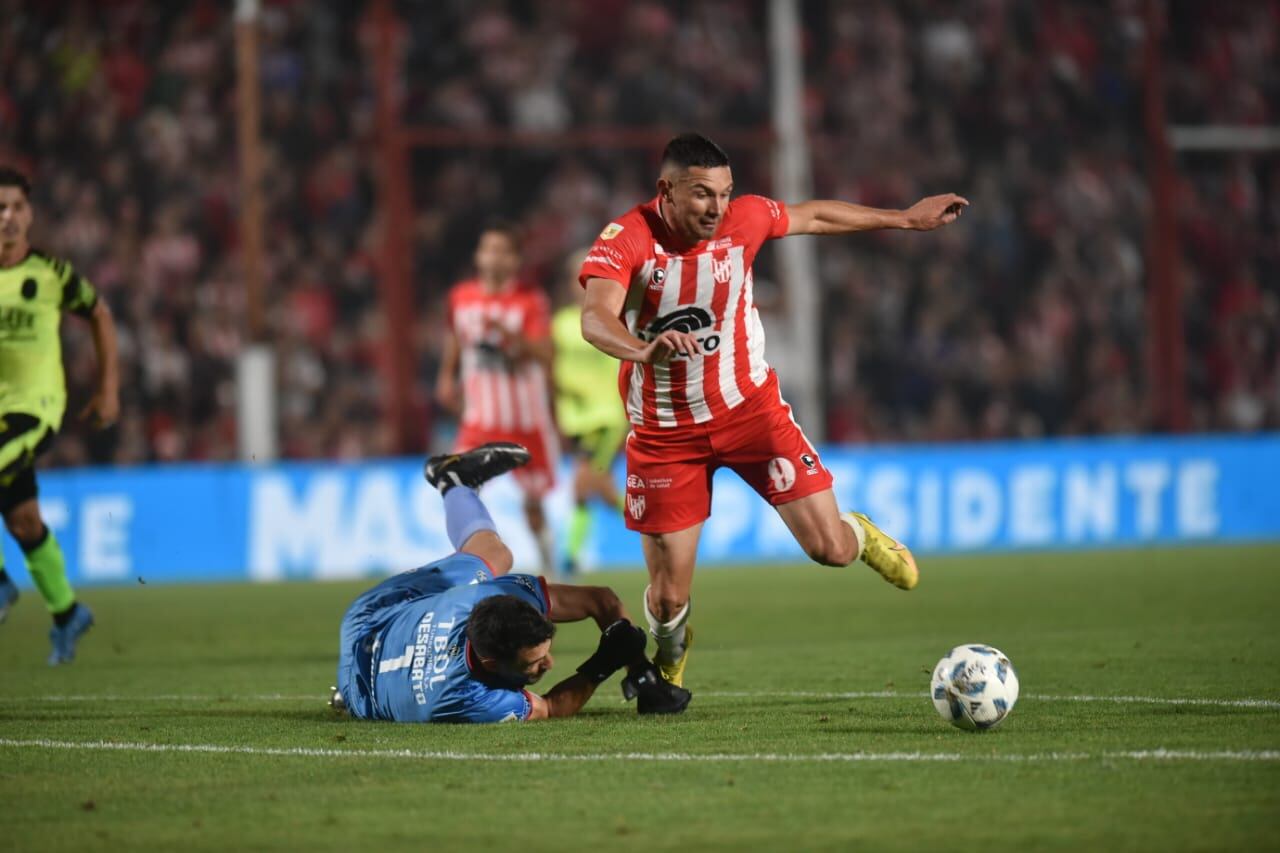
[[644, 585, 690, 665], [839, 512, 866, 565]]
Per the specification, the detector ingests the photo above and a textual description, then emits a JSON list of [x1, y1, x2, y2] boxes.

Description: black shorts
[[0, 413, 56, 515]]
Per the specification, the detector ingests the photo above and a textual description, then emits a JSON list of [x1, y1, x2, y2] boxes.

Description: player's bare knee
[[805, 531, 855, 567], [4, 506, 45, 547], [462, 531, 513, 575], [484, 544, 514, 576], [650, 590, 688, 622], [572, 465, 591, 501]]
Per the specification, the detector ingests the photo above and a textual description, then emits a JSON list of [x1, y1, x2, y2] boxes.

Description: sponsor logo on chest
[[0, 306, 36, 332]]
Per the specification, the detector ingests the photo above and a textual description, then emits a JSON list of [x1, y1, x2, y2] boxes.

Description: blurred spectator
[[0, 0, 1274, 469]]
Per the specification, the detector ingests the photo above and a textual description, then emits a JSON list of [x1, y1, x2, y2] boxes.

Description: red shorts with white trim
[[622, 371, 833, 533], [455, 424, 558, 497]]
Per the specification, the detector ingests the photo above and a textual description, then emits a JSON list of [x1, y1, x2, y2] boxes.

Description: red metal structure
[[366, 0, 773, 453], [1143, 0, 1188, 432]]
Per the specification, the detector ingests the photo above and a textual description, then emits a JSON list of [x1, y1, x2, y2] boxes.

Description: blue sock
[[443, 486, 497, 551]]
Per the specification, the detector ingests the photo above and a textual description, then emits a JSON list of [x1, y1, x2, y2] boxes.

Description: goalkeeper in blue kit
[[332, 442, 691, 722]]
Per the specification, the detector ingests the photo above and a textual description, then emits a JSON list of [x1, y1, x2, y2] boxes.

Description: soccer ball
[[930, 644, 1019, 731]]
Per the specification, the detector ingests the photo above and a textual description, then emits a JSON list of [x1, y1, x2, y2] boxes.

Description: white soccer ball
[[931, 644, 1019, 731]]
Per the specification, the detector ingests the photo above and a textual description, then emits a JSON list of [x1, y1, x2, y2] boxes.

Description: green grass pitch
[[2, 544, 1278, 852]]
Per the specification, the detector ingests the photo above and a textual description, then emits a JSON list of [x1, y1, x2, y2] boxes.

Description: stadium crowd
[[0, 0, 1275, 466]]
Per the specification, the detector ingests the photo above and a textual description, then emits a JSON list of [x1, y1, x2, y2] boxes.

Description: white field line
[[0, 738, 1276, 764], [2, 694, 320, 702], [6, 691, 1276, 710], [702, 691, 1280, 710]]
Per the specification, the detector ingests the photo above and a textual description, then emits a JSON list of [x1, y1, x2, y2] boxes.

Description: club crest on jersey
[[599, 222, 624, 240], [768, 457, 797, 492], [627, 493, 646, 520], [712, 256, 733, 284]]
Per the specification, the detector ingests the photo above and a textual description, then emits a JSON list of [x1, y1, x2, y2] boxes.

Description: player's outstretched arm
[[581, 278, 700, 364], [546, 583, 628, 630], [527, 673, 594, 719], [80, 300, 120, 428], [527, 619, 647, 719], [785, 194, 968, 236]]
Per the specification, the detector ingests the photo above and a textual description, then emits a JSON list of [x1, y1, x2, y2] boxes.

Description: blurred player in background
[[579, 134, 967, 687], [332, 442, 690, 722], [551, 249, 629, 574], [0, 166, 119, 664], [436, 224, 559, 574]]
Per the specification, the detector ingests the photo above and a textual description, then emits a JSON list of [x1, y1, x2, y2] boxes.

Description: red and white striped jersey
[[578, 195, 790, 429], [446, 279, 554, 432]]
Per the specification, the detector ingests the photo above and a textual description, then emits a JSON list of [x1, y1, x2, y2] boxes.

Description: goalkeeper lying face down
[[332, 442, 690, 722]]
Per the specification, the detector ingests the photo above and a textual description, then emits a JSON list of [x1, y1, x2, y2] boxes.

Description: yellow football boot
[[655, 626, 694, 688], [847, 512, 919, 590]]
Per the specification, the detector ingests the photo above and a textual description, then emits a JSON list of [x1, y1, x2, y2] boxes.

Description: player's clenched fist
[[641, 329, 701, 364]]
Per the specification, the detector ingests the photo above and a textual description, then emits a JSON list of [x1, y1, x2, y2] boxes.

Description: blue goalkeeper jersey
[[337, 555, 551, 724]]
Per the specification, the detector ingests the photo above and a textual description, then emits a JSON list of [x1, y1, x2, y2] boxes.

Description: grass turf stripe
[[702, 691, 1280, 709], [1, 738, 1277, 763], [6, 691, 1278, 709]]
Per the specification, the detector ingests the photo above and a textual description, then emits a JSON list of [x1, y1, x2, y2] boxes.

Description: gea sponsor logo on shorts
[[627, 475, 672, 491]]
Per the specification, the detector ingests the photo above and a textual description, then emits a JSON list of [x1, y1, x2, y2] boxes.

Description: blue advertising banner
[[3, 434, 1278, 587]]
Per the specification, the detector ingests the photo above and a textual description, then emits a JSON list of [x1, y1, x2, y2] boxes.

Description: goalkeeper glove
[[577, 619, 646, 684]]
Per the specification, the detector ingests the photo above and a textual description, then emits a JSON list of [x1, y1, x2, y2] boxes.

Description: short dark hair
[[661, 133, 730, 171], [0, 166, 31, 197], [479, 219, 522, 251], [467, 595, 555, 664]]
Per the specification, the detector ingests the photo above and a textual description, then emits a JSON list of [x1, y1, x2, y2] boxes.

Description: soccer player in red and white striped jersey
[[579, 134, 968, 689], [437, 224, 559, 574]]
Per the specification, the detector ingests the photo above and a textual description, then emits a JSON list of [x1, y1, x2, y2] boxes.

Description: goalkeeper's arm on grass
[[526, 585, 686, 719]]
